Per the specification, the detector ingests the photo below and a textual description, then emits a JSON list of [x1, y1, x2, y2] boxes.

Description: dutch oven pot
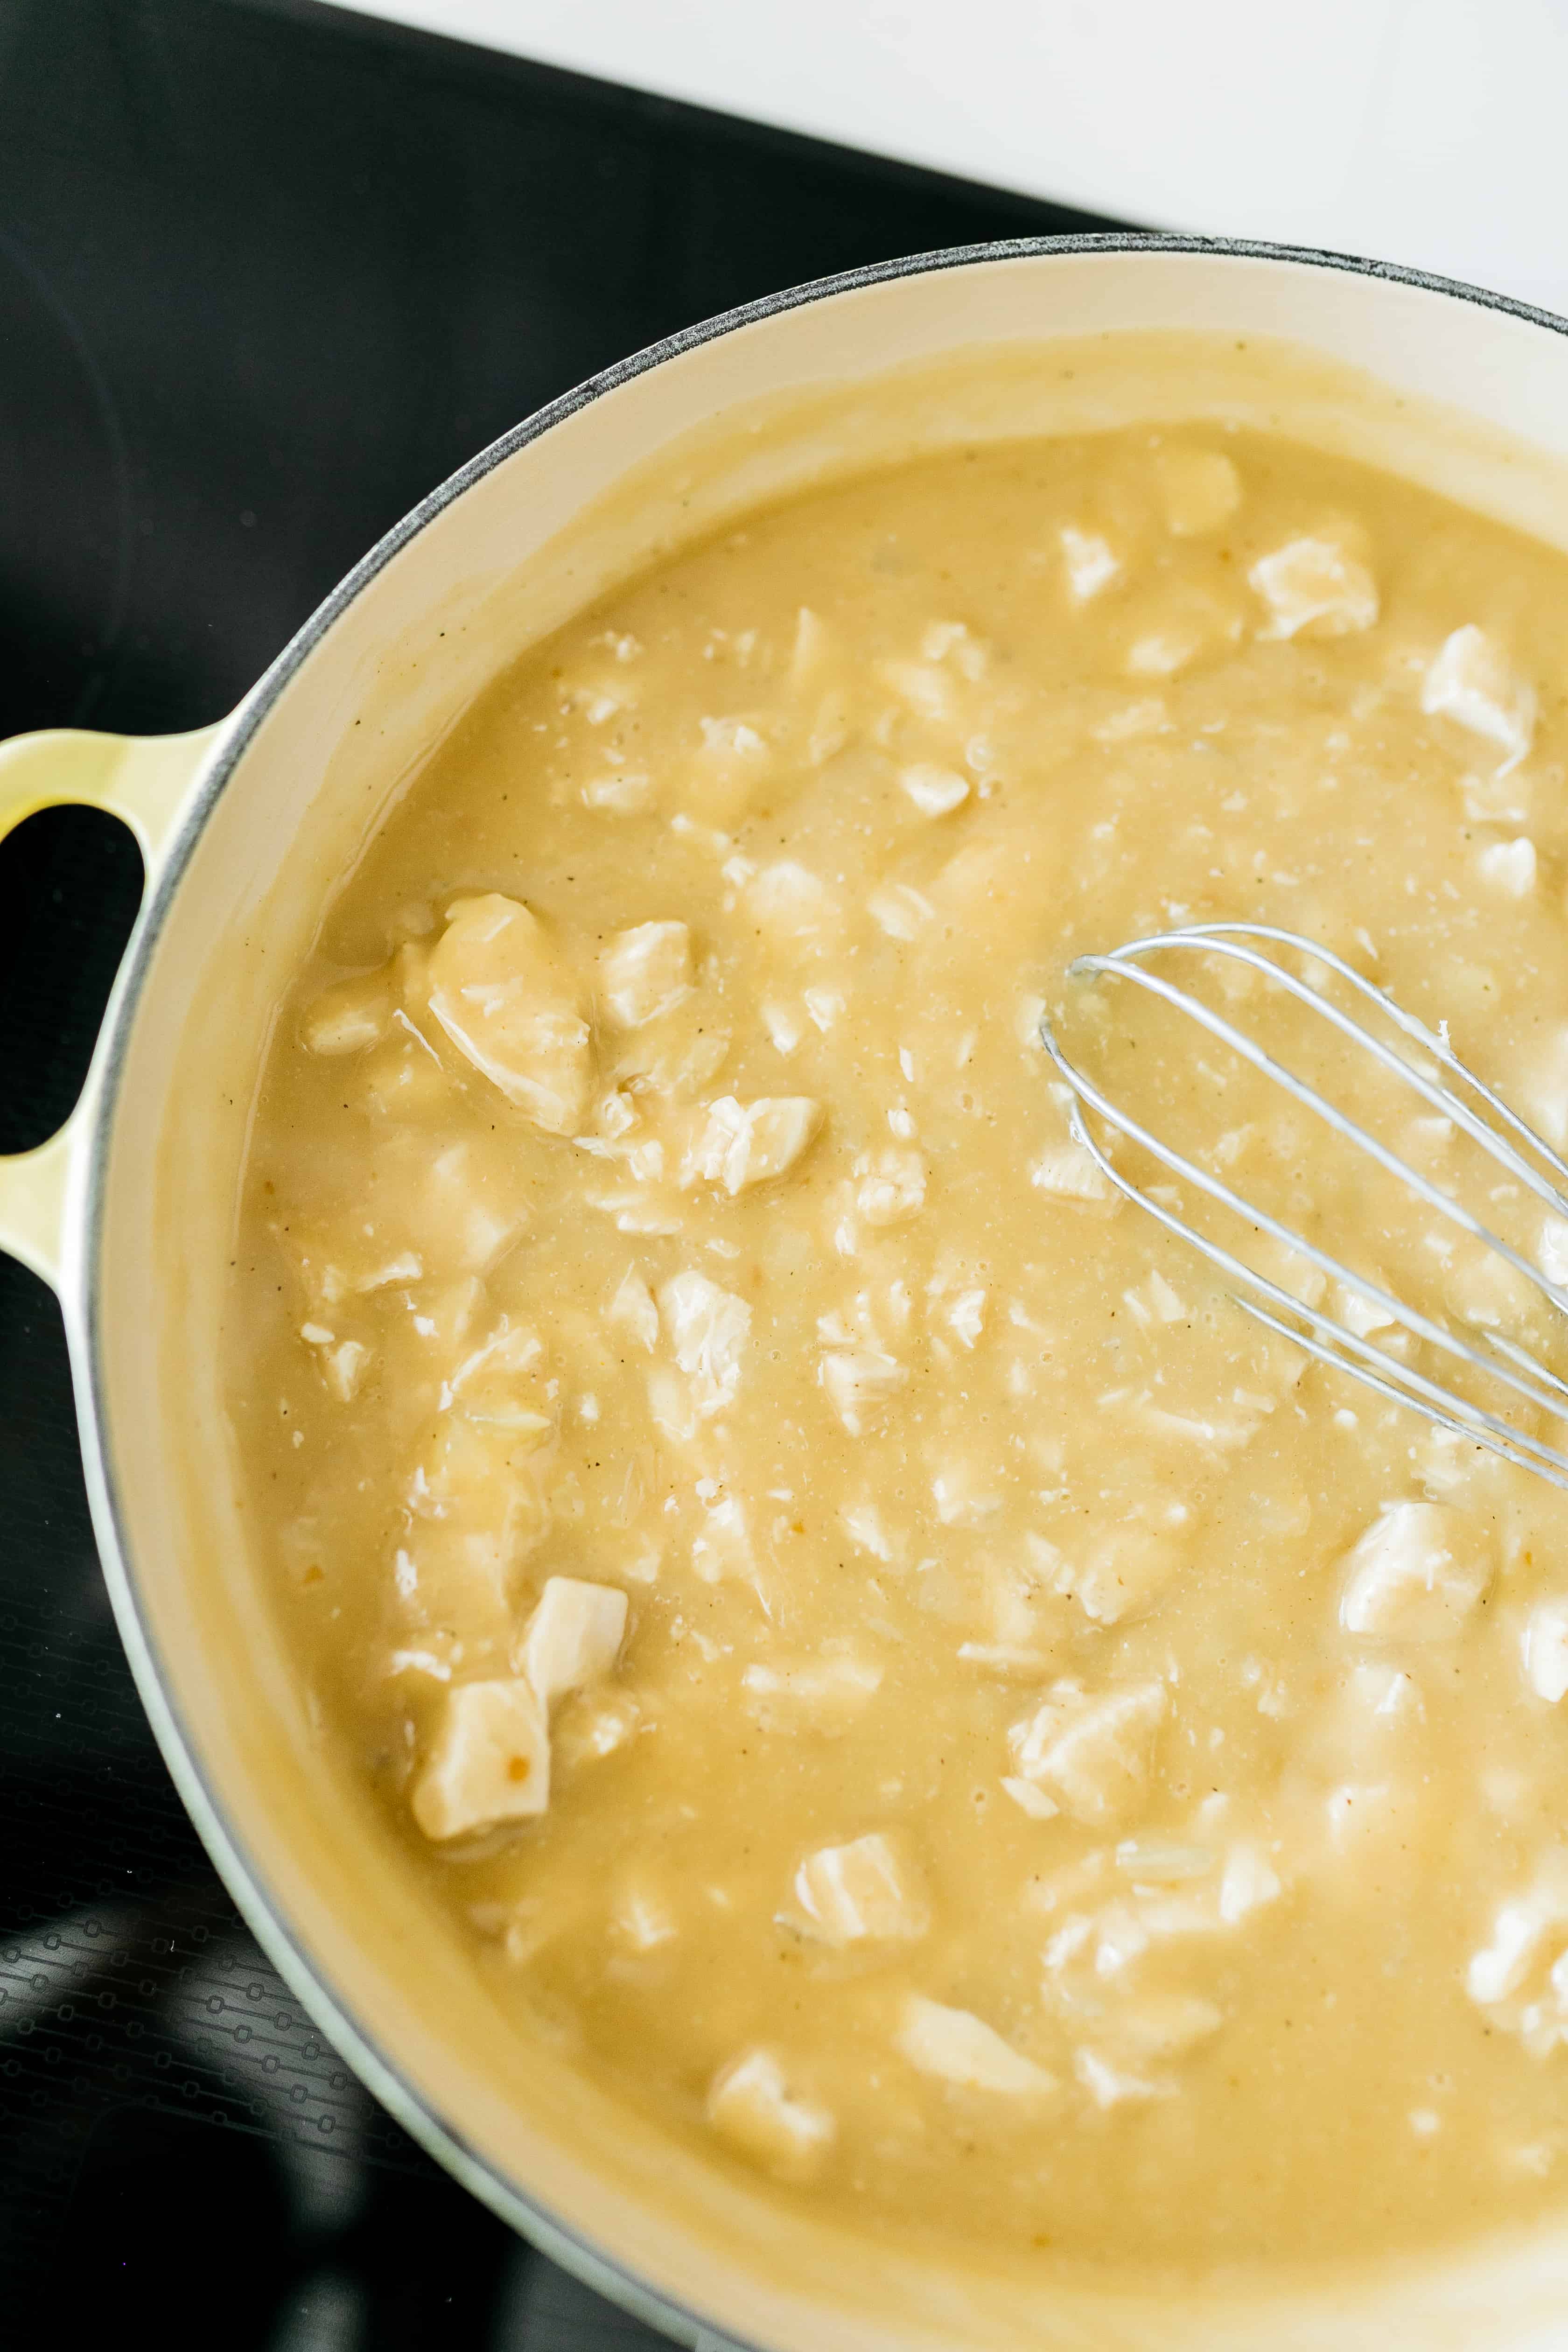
[[6, 239, 1568, 2351]]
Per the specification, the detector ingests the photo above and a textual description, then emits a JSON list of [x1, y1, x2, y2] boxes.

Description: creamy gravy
[[231, 420, 1568, 2275]]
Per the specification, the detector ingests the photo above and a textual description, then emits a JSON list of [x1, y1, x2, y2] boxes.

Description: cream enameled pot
[[10, 239, 1568, 2351]]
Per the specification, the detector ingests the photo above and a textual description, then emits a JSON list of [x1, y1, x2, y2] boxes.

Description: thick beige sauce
[[232, 423, 1568, 2275]]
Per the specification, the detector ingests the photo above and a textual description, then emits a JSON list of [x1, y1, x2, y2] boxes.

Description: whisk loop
[[1038, 923, 1568, 1493]]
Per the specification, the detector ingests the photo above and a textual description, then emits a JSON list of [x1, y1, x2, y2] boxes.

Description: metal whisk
[[1038, 922, 1568, 1493]]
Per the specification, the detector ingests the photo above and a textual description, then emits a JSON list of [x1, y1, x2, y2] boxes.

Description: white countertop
[[328, 0, 1568, 320]]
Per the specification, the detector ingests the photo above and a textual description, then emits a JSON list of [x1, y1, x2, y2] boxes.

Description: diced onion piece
[[300, 973, 390, 1056], [900, 763, 969, 818], [1030, 1142, 1115, 1204], [607, 1267, 659, 1350], [1002, 1776, 1059, 1820]]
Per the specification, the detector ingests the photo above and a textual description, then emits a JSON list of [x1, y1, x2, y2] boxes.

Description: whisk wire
[[1062, 1097, 1568, 1489], [1183, 924, 1568, 1205], [1068, 946, 1568, 1318], [1229, 1295, 1568, 1493], [1041, 924, 1568, 1494], [1045, 1023, 1568, 1428], [1112, 926, 1568, 1218]]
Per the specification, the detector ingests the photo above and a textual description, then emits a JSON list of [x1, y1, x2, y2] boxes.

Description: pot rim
[[75, 231, 1568, 2347]]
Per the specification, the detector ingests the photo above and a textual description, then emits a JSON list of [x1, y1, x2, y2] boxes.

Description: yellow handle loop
[[0, 723, 223, 1288]]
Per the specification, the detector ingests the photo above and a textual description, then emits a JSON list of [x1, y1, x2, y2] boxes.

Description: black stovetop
[[0, 4, 1127, 2339]]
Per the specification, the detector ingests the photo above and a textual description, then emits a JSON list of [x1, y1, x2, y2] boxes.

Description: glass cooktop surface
[[0, 3, 1127, 2338]]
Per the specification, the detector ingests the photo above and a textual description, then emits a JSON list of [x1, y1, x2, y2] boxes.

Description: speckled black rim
[[70, 233, 1568, 2350]]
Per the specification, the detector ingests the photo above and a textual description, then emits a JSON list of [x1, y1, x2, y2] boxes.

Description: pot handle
[[0, 721, 226, 1291]]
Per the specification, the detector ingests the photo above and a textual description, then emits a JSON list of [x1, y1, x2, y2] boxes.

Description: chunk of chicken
[[272, 1138, 526, 1315], [418, 1140, 531, 1275], [1008, 1680, 1168, 1827], [309, 1333, 368, 1403], [1059, 526, 1121, 604], [792, 1833, 929, 1947], [300, 971, 392, 1056], [747, 860, 840, 953], [900, 763, 969, 817], [1466, 1857, 1568, 2009], [819, 1348, 907, 1436], [1123, 581, 1243, 677], [607, 1267, 659, 1350], [689, 713, 772, 823], [411, 1677, 551, 1839], [520, 1577, 628, 1708], [1421, 625, 1536, 773], [1523, 1598, 1568, 1703], [1248, 534, 1378, 639], [392, 1527, 512, 1663], [691, 1494, 756, 1585], [597, 920, 693, 1029], [855, 1151, 926, 1225], [427, 893, 591, 1133], [1477, 838, 1537, 897], [683, 1095, 823, 1193], [1053, 1527, 1183, 1628], [896, 1995, 1054, 2093], [1219, 1842, 1283, 1924], [928, 836, 1049, 961], [658, 1271, 750, 1418], [1156, 447, 1241, 537], [1338, 1502, 1491, 1642], [409, 1407, 553, 1574], [706, 2049, 835, 2182]]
